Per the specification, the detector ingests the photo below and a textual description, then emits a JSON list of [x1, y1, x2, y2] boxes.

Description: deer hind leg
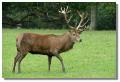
[[12, 51, 21, 73], [48, 56, 52, 71], [17, 52, 27, 73], [56, 55, 65, 72]]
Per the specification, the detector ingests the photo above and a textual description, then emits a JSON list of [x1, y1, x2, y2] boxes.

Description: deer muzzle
[[79, 39, 82, 42]]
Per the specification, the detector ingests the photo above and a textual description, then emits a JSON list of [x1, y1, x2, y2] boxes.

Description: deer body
[[17, 32, 74, 56], [13, 31, 76, 73]]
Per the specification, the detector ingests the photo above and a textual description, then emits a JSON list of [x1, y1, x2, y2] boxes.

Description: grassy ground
[[2, 28, 117, 79]]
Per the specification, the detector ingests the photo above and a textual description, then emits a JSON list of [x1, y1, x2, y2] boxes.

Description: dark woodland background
[[2, 2, 116, 30]]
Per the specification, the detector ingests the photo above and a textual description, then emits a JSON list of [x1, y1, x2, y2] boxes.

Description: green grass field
[[2, 28, 117, 79]]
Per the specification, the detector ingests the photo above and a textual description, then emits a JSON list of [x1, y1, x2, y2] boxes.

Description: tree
[[90, 3, 97, 30], [2, 2, 116, 30], [96, 2, 116, 30]]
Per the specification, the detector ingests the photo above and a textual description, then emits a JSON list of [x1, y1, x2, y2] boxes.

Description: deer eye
[[73, 33, 76, 36]]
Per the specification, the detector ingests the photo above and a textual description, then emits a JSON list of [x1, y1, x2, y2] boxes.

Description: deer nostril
[[79, 39, 82, 42]]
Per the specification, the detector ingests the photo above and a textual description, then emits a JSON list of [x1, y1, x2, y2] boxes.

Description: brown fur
[[12, 29, 81, 73]]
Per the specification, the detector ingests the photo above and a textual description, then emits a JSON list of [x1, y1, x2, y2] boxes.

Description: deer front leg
[[56, 55, 65, 72], [48, 56, 52, 71]]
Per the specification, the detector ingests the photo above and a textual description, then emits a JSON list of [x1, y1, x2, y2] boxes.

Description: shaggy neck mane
[[63, 31, 74, 43], [58, 31, 75, 53]]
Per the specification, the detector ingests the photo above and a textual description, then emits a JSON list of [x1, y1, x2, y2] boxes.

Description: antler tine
[[76, 10, 89, 30], [80, 18, 89, 28], [59, 6, 74, 28], [66, 6, 68, 11], [76, 11, 84, 29], [66, 6, 71, 13], [67, 15, 73, 23], [78, 11, 84, 18], [84, 12, 88, 19], [60, 7, 62, 11], [80, 12, 88, 22], [59, 6, 71, 14], [64, 7, 65, 11], [61, 7, 63, 12], [59, 7, 62, 13]]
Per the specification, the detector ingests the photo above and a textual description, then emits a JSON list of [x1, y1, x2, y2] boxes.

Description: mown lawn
[[2, 28, 117, 79]]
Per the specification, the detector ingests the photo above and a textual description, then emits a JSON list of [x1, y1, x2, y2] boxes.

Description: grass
[[2, 28, 117, 79]]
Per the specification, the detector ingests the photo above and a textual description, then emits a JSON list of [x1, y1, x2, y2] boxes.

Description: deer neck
[[64, 32, 74, 43], [63, 32, 75, 46], [59, 32, 75, 53]]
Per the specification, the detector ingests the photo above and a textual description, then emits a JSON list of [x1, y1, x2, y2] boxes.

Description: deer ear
[[69, 29, 73, 33], [77, 29, 83, 33], [69, 25, 74, 29], [69, 28, 75, 33]]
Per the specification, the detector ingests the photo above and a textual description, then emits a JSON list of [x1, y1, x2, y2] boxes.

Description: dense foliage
[[96, 3, 116, 30], [2, 2, 116, 30]]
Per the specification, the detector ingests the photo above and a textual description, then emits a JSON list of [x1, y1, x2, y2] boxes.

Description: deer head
[[59, 6, 89, 42], [59, 6, 89, 34]]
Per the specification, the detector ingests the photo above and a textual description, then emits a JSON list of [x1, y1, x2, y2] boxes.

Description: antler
[[59, 6, 73, 25], [76, 11, 89, 30], [59, 6, 89, 30]]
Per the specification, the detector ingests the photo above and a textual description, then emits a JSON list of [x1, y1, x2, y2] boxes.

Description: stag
[[12, 6, 89, 73]]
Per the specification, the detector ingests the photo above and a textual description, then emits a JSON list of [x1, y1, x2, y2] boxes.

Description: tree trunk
[[90, 5, 96, 30]]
